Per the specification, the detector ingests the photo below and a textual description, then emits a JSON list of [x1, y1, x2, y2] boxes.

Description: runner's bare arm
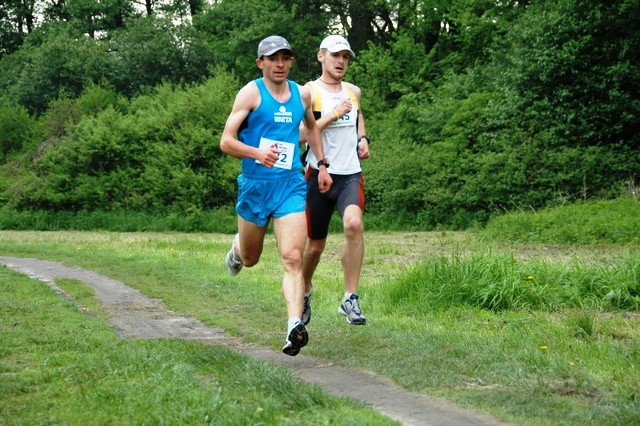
[[300, 84, 332, 192], [220, 82, 280, 168], [350, 83, 370, 160]]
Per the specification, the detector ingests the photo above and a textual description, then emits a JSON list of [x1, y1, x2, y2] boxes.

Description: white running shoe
[[225, 234, 243, 276], [338, 294, 366, 325]]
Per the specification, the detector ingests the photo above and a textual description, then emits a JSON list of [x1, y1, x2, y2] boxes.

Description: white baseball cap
[[319, 35, 355, 57]]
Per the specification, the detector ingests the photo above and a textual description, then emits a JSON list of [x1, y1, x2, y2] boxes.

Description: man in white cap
[[300, 34, 371, 326], [220, 35, 332, 356]]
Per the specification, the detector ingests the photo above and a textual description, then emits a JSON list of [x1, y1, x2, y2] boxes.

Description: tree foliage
[[361, 0, 639, 227], [5, 73, 239, 214], [0, 0, 638, 230], [0, 104, 39, 161]]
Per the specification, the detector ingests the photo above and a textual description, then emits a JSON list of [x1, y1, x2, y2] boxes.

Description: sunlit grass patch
[[0, 266, 398, 425], [1, 230, 639, 425], [378, 252, 640, 313]]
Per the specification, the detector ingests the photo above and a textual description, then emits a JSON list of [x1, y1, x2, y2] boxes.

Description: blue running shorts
[[236, 174, 307, 228]]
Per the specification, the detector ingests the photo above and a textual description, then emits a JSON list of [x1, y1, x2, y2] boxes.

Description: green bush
[[6, 73, 239, 214], [0, 105, 39, 161], [75, 81, 129, 117]]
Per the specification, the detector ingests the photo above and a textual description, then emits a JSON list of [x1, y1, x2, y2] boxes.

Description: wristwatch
[[317, 158, 329, 168], [357, 135, 370, 144]]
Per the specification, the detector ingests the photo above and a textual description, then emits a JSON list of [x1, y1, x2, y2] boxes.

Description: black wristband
[[358, 135, 370, 144], [317, 158, 329, 168]]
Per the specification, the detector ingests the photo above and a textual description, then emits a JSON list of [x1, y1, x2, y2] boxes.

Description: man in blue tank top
[[220, 35, 332, 356]]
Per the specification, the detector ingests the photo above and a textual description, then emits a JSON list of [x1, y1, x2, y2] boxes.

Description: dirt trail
[[1, 255, 507, 426]]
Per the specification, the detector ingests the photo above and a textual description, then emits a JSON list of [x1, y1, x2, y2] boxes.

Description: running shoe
[[282, 321, 308, 356], [302, 292, 312, 325], [338, 294, 366, 325], [225, 234, 243, 276]]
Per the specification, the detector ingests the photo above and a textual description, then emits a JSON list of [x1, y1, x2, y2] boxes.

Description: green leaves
[[8, 74, 239, 214], [0, 0, 638, 230], [360, 0, 639, 229], [0, 105, 37, 160]]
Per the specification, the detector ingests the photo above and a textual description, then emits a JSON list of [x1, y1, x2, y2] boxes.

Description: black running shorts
[[305, 169, 365, 240]]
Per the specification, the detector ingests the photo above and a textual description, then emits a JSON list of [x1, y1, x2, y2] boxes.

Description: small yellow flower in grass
[[527, 275, 534, 280], [539, 343, 548, 351]]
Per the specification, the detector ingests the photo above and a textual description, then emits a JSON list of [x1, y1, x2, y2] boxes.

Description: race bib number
[[256, 138, 295, 170]]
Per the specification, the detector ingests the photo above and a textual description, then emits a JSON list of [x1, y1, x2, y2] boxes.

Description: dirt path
[[1, 255, 507, 426]]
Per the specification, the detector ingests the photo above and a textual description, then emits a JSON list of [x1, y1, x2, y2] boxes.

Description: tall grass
[[378, 253, 640, 313], [1, 198, 637, 238], [481, 198, 640, 244]]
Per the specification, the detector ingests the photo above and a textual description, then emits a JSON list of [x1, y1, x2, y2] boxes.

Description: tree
[[193, 0, 334, 83], [0, 0, 37, 56], [0, 23, 111, 113], [0, 104, 39, 162], [63, 0, 136, 37], [107, 16, 211, 97]]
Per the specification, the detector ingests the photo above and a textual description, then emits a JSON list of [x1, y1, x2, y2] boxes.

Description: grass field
[[1, 229, 639, 425]]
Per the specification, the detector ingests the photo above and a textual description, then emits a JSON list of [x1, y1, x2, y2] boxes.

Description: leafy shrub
[[44, 98, 83, 139], [75, 82, 128, 117], [6, 73, 239, 215], [0, 105, 39, 161]]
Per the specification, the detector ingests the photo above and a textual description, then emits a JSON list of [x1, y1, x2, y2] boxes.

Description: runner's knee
[[343, 215, 364, 237], [280, 247, 303, 269]]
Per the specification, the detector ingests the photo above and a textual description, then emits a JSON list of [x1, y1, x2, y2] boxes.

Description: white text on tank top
[[314, 84, 361, 175]]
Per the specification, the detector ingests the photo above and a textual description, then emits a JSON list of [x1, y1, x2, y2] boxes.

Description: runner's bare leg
[[273, 211, 307, 318], [341, 204, 364, 294]]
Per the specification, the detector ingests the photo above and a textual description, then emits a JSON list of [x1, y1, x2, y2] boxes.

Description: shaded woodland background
[[1, 0, 638, 230]]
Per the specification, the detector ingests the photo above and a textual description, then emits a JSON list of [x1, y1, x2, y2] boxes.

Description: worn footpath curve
[[1, 256, 507, 426]]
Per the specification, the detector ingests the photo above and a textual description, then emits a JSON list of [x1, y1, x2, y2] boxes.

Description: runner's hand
[[358, 140, 370, 159], [334, 99, 352, 118], [256, 145, 281, 168], [318, 169, 332, 193]]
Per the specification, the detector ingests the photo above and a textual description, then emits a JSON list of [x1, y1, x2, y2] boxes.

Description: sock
[[344, 292, 354, 302], [288, 316, 301, 333]]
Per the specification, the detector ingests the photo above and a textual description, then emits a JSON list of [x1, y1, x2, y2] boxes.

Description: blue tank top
[[238, 78, 304, 179]]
